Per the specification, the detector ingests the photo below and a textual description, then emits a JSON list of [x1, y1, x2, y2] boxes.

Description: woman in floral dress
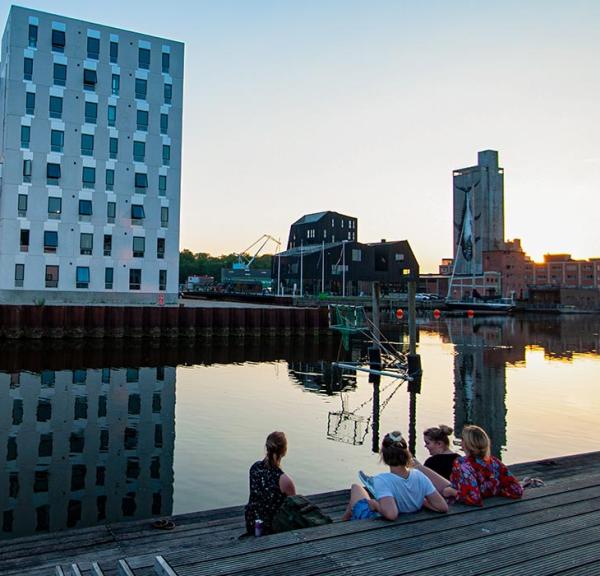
[[450, 425, 523, 506]]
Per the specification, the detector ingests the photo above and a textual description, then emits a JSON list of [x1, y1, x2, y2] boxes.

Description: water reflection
[[425, 315, 600, 456], [0, 366, 175, 538], [284, 315, 599, 458], [0, 315, 598, 538], [289, 347, 408, 453]]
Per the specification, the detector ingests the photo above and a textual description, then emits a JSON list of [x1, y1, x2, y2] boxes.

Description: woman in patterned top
[[450, 425, 523, 507], [245, 431, 296, 535]]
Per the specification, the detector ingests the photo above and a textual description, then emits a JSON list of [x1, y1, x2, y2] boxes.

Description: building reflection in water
[[0, 366, 175, 539], [289, 315, 599, 459], [0, 316, 597, 538], [447, 320, 514, 457], [427, 315, 600, 457]]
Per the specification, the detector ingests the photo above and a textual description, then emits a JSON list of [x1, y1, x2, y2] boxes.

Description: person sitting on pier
[[341, 431, 448, 522], [450, 425, 524, 507], [423, 424, 460, 480], [245, 431, 296, 535]]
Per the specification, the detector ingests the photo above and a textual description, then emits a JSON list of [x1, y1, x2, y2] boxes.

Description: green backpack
[[272, 495, 333, 533]]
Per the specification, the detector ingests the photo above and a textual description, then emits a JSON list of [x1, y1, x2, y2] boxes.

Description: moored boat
[[445, 297, 515, 313]]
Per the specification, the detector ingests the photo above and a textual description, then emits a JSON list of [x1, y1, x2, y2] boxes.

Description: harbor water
[[0, 314, 598, 538]]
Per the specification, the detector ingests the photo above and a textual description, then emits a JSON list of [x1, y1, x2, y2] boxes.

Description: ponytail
[[265, 431, 287, 467]]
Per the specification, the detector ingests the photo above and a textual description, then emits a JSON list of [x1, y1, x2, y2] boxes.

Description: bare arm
[[279, 473, 296, 496], [423, 491, 448, 513], [368, 496, 399, 521]]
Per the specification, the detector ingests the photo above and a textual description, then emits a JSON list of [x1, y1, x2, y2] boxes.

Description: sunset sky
[[4, 0, 599, 272]]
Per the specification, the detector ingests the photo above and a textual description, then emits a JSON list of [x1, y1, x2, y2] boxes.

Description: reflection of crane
[[233, 235, 281, 271]]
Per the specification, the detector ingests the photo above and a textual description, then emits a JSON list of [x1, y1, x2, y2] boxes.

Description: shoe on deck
[[359, 470, 376, 497]]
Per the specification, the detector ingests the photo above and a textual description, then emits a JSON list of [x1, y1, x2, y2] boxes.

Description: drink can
[[254, 518, 263, 537]]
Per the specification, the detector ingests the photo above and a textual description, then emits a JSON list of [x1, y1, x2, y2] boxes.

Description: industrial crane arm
[[235, 234, 281, 270]]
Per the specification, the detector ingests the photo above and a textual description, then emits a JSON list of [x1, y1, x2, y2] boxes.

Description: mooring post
[[407, 278, 422, 375], [408, 279, 417, 357], [407, 276, 422, 454], [370, 281, 382, 453]]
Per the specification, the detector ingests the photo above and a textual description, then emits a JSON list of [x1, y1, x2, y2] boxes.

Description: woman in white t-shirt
[[342, 431, 448, 521]]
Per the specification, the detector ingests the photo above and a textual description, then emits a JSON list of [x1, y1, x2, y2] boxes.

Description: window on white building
[[45, 265, 59, 288], [48, 197, 62, 218], [87, 37, 99, 59], [139, 48, 151, 69], [18, 194, 28, 217], [53, 63, 66, 86], [43, 231, 58, 253], [51, 30, 65, 52], [15, 264, 24, 288], [129, 269, 141, 290], [132, 236, 145, 257], [80, 233, 93, 255], [76, 267, 90, 289]]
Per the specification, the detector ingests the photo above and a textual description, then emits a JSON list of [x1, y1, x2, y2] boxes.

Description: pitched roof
[[292, 212, 328, 225]]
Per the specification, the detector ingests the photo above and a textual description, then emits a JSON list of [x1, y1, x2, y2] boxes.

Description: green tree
[[179, 250, 274, 284]]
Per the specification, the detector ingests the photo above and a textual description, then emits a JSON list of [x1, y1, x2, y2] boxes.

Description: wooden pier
[[4, 451, 600, 576]]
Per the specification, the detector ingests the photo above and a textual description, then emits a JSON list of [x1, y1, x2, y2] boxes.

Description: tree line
[[179, 249, 273, 283]]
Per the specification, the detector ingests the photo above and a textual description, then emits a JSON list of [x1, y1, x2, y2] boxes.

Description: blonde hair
[[424, 424, 453, 448], [265, 431, 287, 467], [461, 425, 490, 459]]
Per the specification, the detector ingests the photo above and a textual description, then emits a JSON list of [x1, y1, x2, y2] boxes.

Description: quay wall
[[0, 305, 331, 340]]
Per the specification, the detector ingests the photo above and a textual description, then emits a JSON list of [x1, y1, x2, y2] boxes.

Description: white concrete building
[[0, 7, 183, 304]]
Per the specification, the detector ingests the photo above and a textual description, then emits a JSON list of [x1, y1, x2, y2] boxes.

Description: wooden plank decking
[[3, 451, 600, 576]]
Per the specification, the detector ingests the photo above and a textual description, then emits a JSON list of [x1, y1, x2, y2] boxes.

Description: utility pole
[[342, 240, 346, 297], [321, 241, 325, 294], [371, 281, 381, 342], [299, 241, 303, 298], [277, 252, 281, 296]]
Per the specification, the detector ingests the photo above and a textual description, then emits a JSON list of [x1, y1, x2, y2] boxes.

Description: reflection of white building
[[0, 366, 175, 537]]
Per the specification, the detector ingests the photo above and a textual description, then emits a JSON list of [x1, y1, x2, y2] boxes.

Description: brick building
[[531, 254, 600, 289]]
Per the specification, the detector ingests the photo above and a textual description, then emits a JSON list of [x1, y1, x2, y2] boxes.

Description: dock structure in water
[[4, 451, 600, 576]]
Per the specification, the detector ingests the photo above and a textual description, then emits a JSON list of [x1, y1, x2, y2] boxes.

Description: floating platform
[[3, 451, 600, 576]]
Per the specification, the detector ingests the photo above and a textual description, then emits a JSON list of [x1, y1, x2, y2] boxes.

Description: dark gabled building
[[274, 212, 419, 296], [287, 211, 358, 249]]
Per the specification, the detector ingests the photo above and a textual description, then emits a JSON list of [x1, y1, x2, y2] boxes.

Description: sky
[[2, 0, 599, 272]]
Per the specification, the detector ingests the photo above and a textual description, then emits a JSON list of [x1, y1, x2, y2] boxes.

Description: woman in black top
[[245, 431, 296, 535], [423, 425, 459, 480]]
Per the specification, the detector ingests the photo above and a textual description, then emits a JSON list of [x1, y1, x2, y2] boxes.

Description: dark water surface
[[1, 315, 599, 539]]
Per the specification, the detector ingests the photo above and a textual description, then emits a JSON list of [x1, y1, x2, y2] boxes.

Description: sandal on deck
[[522, 477, 545, 488], [153, 519, 175, 530]]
